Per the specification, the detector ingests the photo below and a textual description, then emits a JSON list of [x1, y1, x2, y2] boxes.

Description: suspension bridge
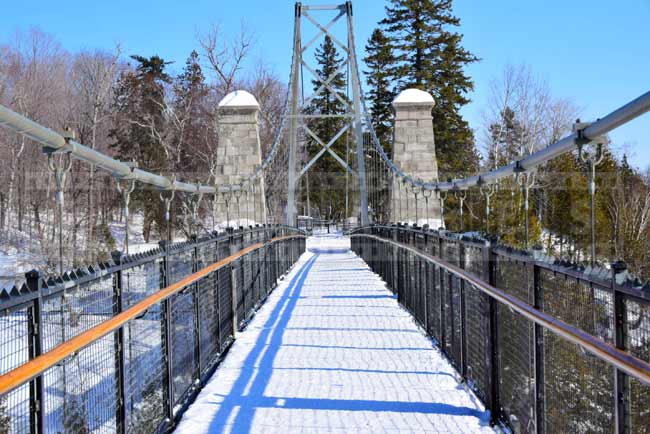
[[0, 2, 649, 433]]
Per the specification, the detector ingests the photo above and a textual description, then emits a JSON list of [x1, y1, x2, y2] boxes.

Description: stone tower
[[215, 90, 267, 226], [391, 89, 441, 227]]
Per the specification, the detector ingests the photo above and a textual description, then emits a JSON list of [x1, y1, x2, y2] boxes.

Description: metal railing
[[350, 224, 650, 434], [296, 218, 360, 234], [0, 225, 306, 434]]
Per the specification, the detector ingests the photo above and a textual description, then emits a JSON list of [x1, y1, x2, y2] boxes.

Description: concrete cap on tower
[[218, 90, 260, 109], [392, 88, 435, 107]]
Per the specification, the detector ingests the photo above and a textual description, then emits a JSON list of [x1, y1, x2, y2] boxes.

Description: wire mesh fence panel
[[542, 329, 614, 433], [197, 272, 220, 375], [449, 275, 463, 371], [1, 383, 29, 434], [0, 229, 303, 434], [252, 250, 261, 305], [233, 260, 245, 328], [427, 264, 442, 342], [268, 244, 277, 289], [416, 258, 427, 326], [42, 275, 116, 354], [464, 283, 490, 403], [0, 307, 30, 434], [122, 258, 162, 308], [243, 255, 253, 316], [217, 238, 230, 261], [196, 241, 218, 270], [396, 248, 406, 305], [43, 334, 118, 433], [541, 269, 614, 343], [495, 254, 533, 304], [441, 270, 454, 360], [406, 252, 416, 317], [539, 270, 615, 433], [442, 239, 460, 267], [493, 251, 536, 433], [464, 244, 485, 278], [168, 248, 194, 285], [218, 267, 233, 352], [123, 306, 165, 434], [625, 295, 650, 433], [497, 305, 535, 434], [348, 229, 650, 434], [170, 288, 197, 406]]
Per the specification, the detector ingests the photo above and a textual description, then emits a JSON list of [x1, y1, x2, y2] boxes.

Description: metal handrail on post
[[0, 230, 306, 434], [349, 226, 650, 433]]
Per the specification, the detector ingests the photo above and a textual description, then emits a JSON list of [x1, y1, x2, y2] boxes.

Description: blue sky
[[2, 0, 648, 168]]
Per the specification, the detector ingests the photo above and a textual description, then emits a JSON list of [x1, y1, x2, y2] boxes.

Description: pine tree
[[487, 107, 524, 168], [380, 0, 479, 179], [109, 55, 172, 241], [306, 36, 350, 219], [172, 50, 209, 178], [364, 28, 396, 150]]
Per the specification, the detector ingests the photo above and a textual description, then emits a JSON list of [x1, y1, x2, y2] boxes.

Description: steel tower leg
[[286, 3, 302, 226], [346, 1, 369, 225]]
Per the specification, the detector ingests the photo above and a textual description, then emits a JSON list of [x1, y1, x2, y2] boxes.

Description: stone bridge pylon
[[215, 90, 267, 225], [391, 88, 441, 227]]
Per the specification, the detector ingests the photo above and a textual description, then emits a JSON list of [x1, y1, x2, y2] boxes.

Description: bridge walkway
[[175, 233, 495, 434]]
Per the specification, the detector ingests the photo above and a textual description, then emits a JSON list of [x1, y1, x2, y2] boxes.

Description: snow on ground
[[175, 233, 494, 434]]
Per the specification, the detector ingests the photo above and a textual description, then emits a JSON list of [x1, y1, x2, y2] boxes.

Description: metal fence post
[[110, 253, 127, 434], [459, 242, 468, 381], [26, 270, 44, 434], [158, 241, 175, 422], [612, 261, 630, 434], [229, 230, 239, 337], [532, 263, 545, 434], [439, 235, 446, 349], [484, 244, 501, 425], [191, 235, 202, 381]]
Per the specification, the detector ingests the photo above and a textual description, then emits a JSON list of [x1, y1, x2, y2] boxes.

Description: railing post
[[110, 253, 127, 434], [612, 261, 630, 434], [532, 263, 545, 434], [459, 242, 468, 381], [484, 243, 500, 425], [26, 270, 44, 434], [229, 230, 239, 337], [158, 240, 175, 423], [422, 229, 429, 333], [191, 235, 202, 382], [439, 235, 446, 349]]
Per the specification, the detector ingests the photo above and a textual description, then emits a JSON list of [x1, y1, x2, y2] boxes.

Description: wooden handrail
[[351, 233, 650, 386], [0, 234, 304, 396]]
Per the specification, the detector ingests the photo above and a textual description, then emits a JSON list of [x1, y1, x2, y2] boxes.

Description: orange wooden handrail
[[0, 234, 304, 396]]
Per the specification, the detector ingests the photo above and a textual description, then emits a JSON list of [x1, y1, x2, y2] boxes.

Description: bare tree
[[198, 22, 254, 96], [481, 64, 579, 165], [69, 46, 122, 260]]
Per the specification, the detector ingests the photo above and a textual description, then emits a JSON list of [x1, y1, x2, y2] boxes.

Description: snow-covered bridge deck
[[175, 234, 495, 434]]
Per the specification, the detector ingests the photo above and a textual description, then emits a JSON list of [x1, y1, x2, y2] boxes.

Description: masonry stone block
[[391, 89, 441, 227], [214, 90, 267, 225]]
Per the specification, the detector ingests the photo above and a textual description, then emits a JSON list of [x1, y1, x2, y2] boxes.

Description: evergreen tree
[[363, 28, 396, 149], [306, 36, 350, 219], [109, 55, 172, 241], [379, 0, 479, 179], [487, 107, 524, 168], [172, 50, 209, 178]]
